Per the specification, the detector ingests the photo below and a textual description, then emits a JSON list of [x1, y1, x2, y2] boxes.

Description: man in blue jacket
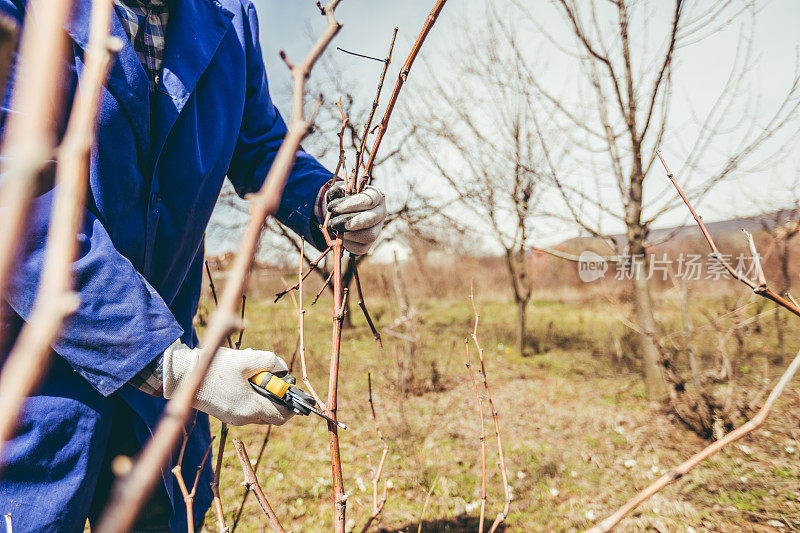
[[0, 1, 387, 531]]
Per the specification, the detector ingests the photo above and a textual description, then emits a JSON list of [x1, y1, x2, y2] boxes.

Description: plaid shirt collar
[[113, 0, 170, 92]]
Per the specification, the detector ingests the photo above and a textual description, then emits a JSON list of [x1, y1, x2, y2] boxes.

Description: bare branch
[[659, 151, 800, 318], [210, 424, 230, 533], [469, 283, 510, 532], [359, 373, 389, 533], [0, 0, 120, 460], [359, 0, 451, 189], [232, 438, 286, 533]]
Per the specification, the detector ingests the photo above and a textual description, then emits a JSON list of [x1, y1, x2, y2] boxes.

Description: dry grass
[[200, 284, 800, 532]]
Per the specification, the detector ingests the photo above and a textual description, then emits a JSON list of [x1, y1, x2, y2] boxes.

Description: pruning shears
[[249, 371, 347, 430]]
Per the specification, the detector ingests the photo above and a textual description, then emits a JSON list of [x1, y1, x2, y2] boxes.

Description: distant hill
[[557, 210, 796, 251]]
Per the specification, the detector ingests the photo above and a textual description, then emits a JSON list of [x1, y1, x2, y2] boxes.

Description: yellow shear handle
[[250, 371, 290, 398]]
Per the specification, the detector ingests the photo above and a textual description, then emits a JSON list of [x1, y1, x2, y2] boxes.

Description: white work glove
[[324, 182, 386, 255], [162, 340, 294, 427]]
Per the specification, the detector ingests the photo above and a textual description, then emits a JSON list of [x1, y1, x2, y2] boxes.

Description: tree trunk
[[631, 255, 667, 400], [516, 298, 527, 356], [625, 137, 667, 401]]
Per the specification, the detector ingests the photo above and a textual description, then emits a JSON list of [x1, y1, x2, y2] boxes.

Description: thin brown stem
[[470, 282, 510, 533], [0, 0, 72, 315], [232, 439, 286, 533], [335, 98, 349, 186], [172, 436, 215, 533], [210, 423, 229, 533], [359, 0, 450, 190], [359, 373, 389, 532], [354, 27, 398, 185], [232, 426, 273, 532], [205, 260, 233, 348], [298, 240, 325, 408], [659, 150, 800, 318], [327, 235, 348, 533], [312, 268, 335, 306], [466, 338, 487, 533], [351, 258, 382, 347], [235, 295, 246, 349]]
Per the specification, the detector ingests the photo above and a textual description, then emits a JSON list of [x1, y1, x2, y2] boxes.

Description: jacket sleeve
[[226, 2, 333, 249], [0, 0, 183, 396]]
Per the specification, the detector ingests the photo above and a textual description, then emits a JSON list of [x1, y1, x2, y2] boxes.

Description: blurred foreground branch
[[0, 0, 120, 460]]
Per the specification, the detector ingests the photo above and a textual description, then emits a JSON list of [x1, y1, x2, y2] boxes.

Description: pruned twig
[[0, 0, 121, 460], [232, 438, 286, 533], [587, 346, 800, 532], [95, 3, 343, 530], [359, 373, 389, 532]]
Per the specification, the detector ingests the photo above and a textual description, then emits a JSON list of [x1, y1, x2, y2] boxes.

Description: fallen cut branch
[[232, 438, 286, 533], [94, 3, 343, 530], [359, 373, 389, 533], [358, 0, 451, 190], [469, 283, 510, 533], [587, 346, 800, 532], [0, 0, 121, 460], [417, 477, 438, 533]]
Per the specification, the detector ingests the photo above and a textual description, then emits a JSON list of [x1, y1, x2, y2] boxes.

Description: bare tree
[[486, 0, 800, 398], [408, 14, 551, 354]]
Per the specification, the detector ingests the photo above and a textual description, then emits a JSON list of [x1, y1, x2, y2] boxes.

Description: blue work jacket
[[0, 0, 332, 531]]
